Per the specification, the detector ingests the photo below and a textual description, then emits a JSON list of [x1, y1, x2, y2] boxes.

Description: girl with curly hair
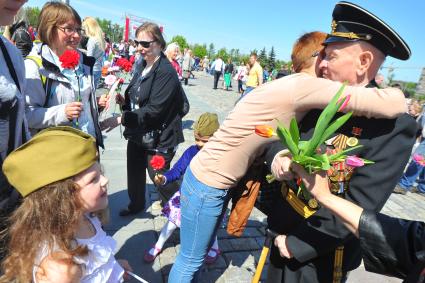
[[0, 126, 131, 283]]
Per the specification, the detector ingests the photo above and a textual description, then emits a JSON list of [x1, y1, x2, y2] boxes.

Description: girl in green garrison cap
[[0, 127, 132, 283], [143, 113, 222, 264]]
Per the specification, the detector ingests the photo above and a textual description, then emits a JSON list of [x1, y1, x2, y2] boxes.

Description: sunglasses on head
[[134, 40, 156, 48]]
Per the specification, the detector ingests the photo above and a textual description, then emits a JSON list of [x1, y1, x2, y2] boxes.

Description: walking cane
[[252, 229, 279, 283]]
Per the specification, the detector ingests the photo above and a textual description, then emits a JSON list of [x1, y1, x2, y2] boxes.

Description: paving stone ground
[[100, 71, 424, 283]]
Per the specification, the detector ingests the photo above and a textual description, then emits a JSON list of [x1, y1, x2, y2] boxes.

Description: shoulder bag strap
[[0, 39, 21, 93]]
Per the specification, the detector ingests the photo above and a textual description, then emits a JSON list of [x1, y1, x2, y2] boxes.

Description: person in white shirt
[[212, 56, 223, 89]]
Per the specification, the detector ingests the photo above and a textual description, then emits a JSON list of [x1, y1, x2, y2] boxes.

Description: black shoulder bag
[[123, 69, 163, 149], [0, 38, 22, 214]]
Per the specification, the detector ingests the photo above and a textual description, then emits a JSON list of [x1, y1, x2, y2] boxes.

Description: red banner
[[124, 16, 130, 42]]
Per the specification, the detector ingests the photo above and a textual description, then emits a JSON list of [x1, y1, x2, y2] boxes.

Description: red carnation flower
[[59, 49, 80, 70], [123, 62, 133, 72], [119, 78, 125, 84], [150, 155, 165, 170]]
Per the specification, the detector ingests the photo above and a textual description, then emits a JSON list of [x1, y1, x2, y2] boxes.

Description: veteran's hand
[[65, 102, 83, 120], [271, 149, 294, 181], [100, 116, 121, 132], [291, 163, 330, 201], [274, 234, 293, 259]]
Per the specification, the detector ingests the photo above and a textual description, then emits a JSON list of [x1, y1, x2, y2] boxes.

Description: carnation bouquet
[[255, 84, 373, 198]]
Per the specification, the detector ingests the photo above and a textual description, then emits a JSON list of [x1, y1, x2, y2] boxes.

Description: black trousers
[[213, 71, 222, 89], [238, 79, 244, 93], [126, 141, 179, 212]]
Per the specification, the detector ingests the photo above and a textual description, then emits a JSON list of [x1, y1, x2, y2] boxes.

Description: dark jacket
[[122, 52, 184, 149], [10, 22, 32, 57], [359, 210, 425, 282], [265, 111, 417, 282]]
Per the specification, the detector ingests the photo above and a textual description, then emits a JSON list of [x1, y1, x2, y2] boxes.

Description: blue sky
[[28, 0, 425, 82]]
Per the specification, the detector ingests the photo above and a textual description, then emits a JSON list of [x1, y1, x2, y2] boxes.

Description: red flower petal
[[150, 155, 166, 170], [59, 49, 80, 70]]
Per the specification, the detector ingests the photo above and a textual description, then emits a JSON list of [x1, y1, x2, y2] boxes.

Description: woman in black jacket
[[108, 22, 185, 216], [287, 164, 425, 283]]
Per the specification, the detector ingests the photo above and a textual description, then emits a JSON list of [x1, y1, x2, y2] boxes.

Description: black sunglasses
[[134, 40, 156, 48]]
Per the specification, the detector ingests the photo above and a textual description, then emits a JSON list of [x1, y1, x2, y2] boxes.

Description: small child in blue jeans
[[144, 113, 221, 264]]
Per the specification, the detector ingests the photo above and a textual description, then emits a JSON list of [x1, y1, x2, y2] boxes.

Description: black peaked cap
[[324, 1, 411, 60]]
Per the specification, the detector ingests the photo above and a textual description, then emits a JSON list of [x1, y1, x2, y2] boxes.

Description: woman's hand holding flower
[[65, 102, 83, 121], [153, 174, 166, 186]]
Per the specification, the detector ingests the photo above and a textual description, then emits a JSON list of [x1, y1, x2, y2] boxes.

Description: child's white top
[[33, 215, 124, 283]]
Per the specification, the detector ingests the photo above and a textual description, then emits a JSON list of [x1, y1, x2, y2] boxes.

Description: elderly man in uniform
[[265, 2, 417, 283]]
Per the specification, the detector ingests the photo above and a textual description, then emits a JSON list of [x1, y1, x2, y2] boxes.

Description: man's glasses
[[134, 40, 156, 48], [56, 26, 84, 36]]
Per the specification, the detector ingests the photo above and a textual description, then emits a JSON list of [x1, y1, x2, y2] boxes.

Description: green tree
[[234, 49, 240, 63], [268, 46, 276, 70], [258, 47, 267, 68], [192, 43, 207, 58], [239, 54, 250, 66], [208, 43, 215, 58], [111, 23, 123, 42], [216, 48, 229, 62], [387, 67, 395, 85], [95, 18, 111, 37], [169, 35, 189, 50], [25, 6, 41, 27]]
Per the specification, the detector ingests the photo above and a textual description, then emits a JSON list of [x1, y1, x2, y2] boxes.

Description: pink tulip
[[345, 155, 364, 167], [337, 94, 351, 112], [413, 154, 425, 166]]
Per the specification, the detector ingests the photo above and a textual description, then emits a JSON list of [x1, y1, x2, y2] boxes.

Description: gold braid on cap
[[331, 20, 372, 40]]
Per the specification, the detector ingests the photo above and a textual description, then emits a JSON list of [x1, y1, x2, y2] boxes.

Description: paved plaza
[[100, 71, 425, 282]]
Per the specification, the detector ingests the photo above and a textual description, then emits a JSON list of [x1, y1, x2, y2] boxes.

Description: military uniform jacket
[[266, 109, 417, 282]]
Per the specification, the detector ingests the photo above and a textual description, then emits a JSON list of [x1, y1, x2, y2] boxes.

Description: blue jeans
[[168, 167, 229, 282], [398, 140, 425, 193], [242, 86, 255, 96]]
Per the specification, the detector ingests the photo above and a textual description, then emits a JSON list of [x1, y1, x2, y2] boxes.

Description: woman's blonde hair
[[82, 16, 106, 50], [0, 179, 88, 283], [37, 1, 81, 46], [165, 42, 180, 60], [291, 31, 327, 73]]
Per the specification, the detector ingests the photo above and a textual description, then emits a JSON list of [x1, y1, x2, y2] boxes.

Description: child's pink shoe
[[205, 248, 221, 264], [143, 246, 162, 263]]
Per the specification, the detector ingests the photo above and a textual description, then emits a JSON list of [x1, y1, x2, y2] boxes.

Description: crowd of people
[[0, 0, 424, 283]]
